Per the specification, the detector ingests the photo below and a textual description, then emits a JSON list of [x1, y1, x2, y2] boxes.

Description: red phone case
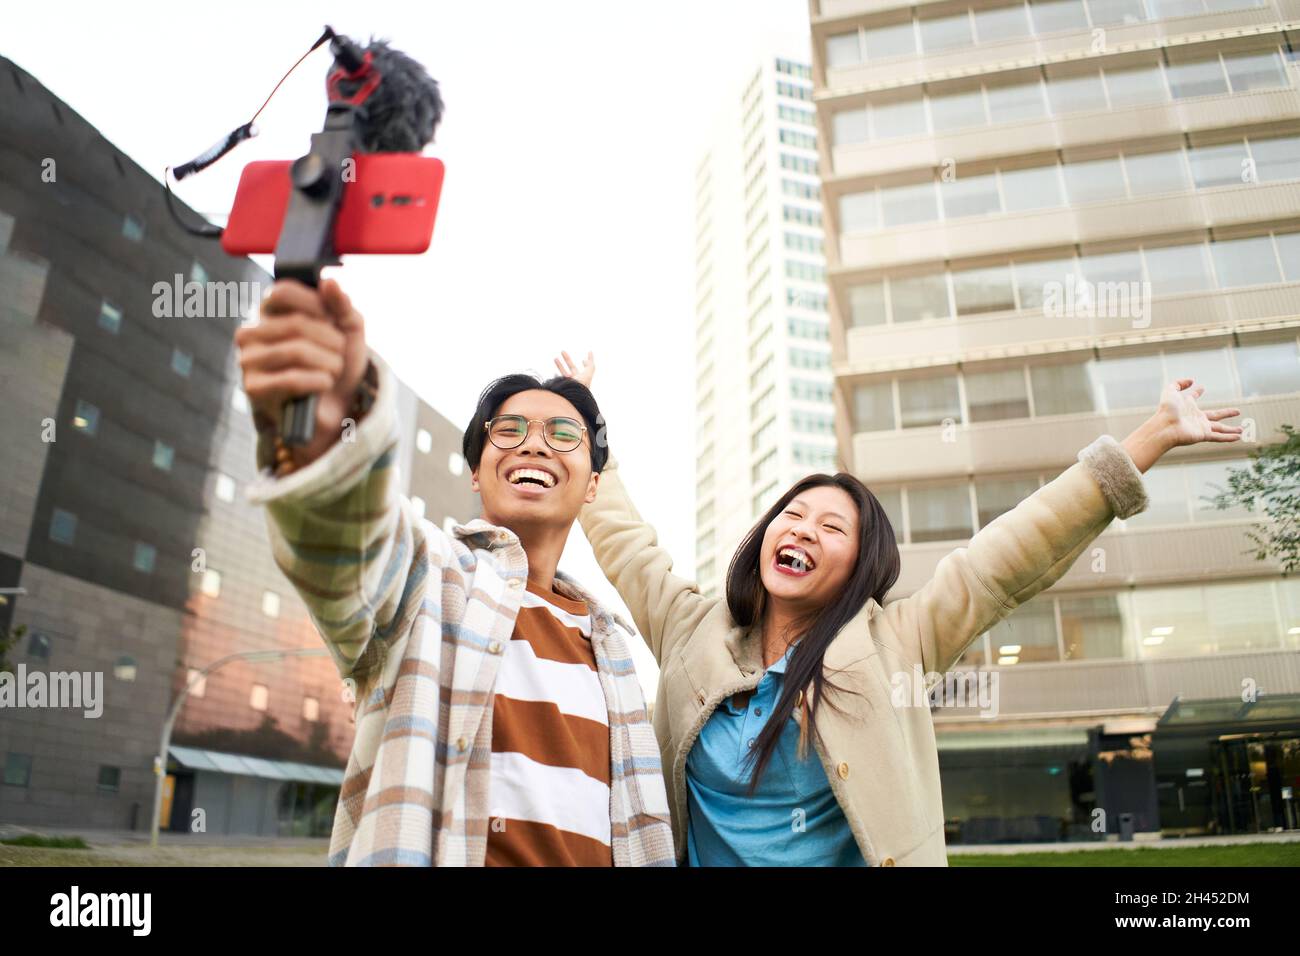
[[220, 153, 445, 256]]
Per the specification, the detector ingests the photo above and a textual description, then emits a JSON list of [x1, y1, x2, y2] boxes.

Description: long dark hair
[[725, 472, 900, 793]]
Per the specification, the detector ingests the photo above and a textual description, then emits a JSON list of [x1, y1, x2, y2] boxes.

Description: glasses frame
[[484, 415, 589, 453]]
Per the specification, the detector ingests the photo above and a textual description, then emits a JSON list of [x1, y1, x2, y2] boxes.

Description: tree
[[1207, 423, 1300, 572], [0, 622, 26, 676]]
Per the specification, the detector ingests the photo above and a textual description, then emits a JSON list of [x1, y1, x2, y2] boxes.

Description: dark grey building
[[0, 56, 477, 837]]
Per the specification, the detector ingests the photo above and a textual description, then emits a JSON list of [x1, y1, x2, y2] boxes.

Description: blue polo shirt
[[685, 644, 868, 866]]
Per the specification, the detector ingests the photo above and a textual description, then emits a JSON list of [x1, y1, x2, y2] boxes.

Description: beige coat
[[579, 434, 1149, 866]]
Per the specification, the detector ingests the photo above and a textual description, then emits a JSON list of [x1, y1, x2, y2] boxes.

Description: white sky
[[4, 0, 813, 696]]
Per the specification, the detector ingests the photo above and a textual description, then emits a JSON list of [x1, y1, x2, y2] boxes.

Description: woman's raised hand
[[554, 350, 596, 389]]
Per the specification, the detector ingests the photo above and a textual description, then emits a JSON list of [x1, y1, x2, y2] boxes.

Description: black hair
[[725, 471, 901, 794], [461, 374, 608, 473]]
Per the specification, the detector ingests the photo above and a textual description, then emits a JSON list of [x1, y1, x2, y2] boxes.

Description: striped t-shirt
[[485, 578, 613, 866]]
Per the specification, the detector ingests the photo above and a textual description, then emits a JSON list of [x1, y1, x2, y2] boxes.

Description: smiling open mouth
[[507, 467, 557, 489], [775, 546, 815, 575]]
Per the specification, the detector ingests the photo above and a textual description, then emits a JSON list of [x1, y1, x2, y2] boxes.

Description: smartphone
[[220, 153, 445, 256]]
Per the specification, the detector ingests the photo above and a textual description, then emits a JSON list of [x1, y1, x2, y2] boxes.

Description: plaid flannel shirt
[[245, 350, 675, 866]]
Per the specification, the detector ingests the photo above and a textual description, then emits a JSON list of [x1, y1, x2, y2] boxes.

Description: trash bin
[[1118, 812, 1135, 842]]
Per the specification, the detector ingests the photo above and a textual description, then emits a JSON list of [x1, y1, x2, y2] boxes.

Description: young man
[[235, 279, 674, 866]]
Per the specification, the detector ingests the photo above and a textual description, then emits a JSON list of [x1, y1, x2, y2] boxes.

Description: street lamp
[[149, 646, 330, 848]]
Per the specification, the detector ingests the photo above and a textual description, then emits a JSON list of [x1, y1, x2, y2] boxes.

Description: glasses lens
[[546, 417, 583, 451], [488, 416, 527, 448]]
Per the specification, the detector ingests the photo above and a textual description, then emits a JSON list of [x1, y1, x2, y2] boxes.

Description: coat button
[[881, 857, 895, 867], [508, 578, 522, 589], [456, 737, 469, 753], [488, 641, 503, 655], [837, 761, 850, 780]]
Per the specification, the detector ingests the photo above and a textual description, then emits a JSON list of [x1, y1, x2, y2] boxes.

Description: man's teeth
[[778, 547, 814, 571], [508, 468, 555, 488]]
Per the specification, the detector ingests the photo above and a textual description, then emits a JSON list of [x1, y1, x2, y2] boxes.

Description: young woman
[[557, 351, 1242, 866]]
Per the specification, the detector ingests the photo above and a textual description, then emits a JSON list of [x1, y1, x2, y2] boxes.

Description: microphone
[[275, 29, 442, 448]]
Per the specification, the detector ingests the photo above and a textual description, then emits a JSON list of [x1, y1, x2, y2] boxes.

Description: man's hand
[[236, 278, 369, 470], [554, 349, 595, 389]]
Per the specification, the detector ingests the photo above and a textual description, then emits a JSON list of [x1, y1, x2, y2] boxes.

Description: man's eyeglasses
[[485, 415, 587, 453]]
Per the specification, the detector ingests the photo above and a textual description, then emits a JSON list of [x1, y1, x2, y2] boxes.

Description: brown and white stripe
[[485, 580, 613, 866]]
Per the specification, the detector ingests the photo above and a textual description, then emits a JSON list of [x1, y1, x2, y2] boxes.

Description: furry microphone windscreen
[[350, 38, 444, 153]]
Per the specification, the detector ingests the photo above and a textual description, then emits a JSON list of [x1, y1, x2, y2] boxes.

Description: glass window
[[833, 107, 869, 146], [1185, 459, 1251, 522], [872, 487, 905, 543], [987, 598, 1060, 663], [1280, 578, 1300, 649], [1124, 463, 1190, 526], [153, 440, 174, 471], [73, 399, 98, 436], [840, 191, 879, 232], [908, 482, 974, 542], [49, 508, 76, 545], [1080, 249, 1144, 286], [98, 301, 122, 334], [1104, 63, 1168, 107], [1030, 362, 1097, 414], [920, 12, 974, 51], [1235, 340, 1300, 398], [27, 631, 51, 661], [1060, 595, 1125, 660], [872, 97, 928, 139], [1143, 243, 1213, 295], [976, 476, 1039, 528], [1166, 55, 1228, 99], [880, 181, 940, 227], [827, 31, 863, 69], [1277, 232, 1300, 281], [1206, 581, 1283, 653], [1030, 0, 1091, 33], [849, 281, 887, 327], [864, 21, 918, 60], [1224, 50, 1288, 92], [215, 473, 236, 502], [4, 753, 33, 787], [1014, 256, 1078, 309], [113, 655, 136, 683], [1211, 236, 1282, 287], [986, 78, 1048, 123], [1148, 0, 1204, 15], [1250, 135, 1300, 182], [966, 368, 1031, 422], [1000, 165, 1064, 211], [133, 542, 156, 573], [201, 568, 222, 598], [890, 272, 950, 322], [1164, 347, 1236, 400], [973, 4, 1034, 41], [1123, 148, 1191, 195], [953, 265, 1016, 314], [1063, 156, 1128, 203], [899, 375, 961, 428], [170, 348, 193, 377], [1188, 140, 1249, 188], [853, 381, 895, 431], [250, 683, 269, 711], [262, 590, 280, 618], [1086, 0, 1148, 25], [1047, 71, 1108, 114], [929, 88, 988, 131], [1093, 352, 1164, 410], [941, 172, 1002, 219]]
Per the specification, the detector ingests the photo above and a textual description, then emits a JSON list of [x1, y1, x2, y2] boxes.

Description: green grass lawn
[[951, 843, 1300, 866]]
